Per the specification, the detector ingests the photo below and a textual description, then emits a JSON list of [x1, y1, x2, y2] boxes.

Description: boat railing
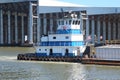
[[48, 31, 55, 34], [105, 40, 120, 44]]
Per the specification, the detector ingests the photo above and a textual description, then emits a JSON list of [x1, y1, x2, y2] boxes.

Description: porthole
[[53, 36, 56, 39], [45, 49, 47, 51], [65, 36, 69, 39]]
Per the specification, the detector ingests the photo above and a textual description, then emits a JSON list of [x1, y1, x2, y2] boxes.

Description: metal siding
[[0, 0, 37, 3], [39, 6, 120, 15], [96, 47, 120, 60]]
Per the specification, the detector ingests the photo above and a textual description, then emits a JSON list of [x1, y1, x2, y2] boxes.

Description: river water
[[0, 47, 120, 80]]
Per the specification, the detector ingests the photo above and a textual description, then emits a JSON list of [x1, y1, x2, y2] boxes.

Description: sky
[[59, 0, 120, 7]]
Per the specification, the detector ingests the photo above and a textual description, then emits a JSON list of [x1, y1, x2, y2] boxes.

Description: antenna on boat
[[60, 8, 65, 18], [60, 8, 77, 18]]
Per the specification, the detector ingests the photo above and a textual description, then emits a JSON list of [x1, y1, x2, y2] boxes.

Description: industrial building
[[0, 0, 120, 46]]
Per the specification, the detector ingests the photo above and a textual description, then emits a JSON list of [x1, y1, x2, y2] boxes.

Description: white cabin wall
[[48, 34, 83, 41], [49, 34, 70, 41], [36, 47, 47, 53], [71, 25, 80, 29], [53, 47, 62, 53], [68, 48, 72, 53], [41, 36, 48, 41], [57, 25, 80, 30], [69, 47, 77, 56], [71, 35, 83, 41], [61, 48, 65, 56]]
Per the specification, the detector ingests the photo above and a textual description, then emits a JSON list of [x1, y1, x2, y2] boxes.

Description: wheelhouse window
[[66, 21, 68, 24], [62, 20, 64, 25], [59, 20, 61, 25], [78, 20, 80, 25], [75, 20, 78, 25], [69, 20, 71, 25], [73, 20, 75, 25]]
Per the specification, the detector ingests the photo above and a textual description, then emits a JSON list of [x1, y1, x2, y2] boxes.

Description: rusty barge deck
[[17, 53, 82, 62], [81, 58, 120, 66], [17, 53, 120, 66]]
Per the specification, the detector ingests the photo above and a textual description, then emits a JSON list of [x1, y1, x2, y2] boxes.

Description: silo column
[[37, 16, 40, 44], [113, 22, 116, 40], [97, 17, 100, 44], [0, 9, 3, 44], [50, 13, 53, 33], [43, 14, 47, 35], [103, 21, 106, 43], [21, 14, 24, 44], [28, 2, 33, 44], [91, 16, 95, 44], [37, 4, 40, 44], [118, 22, 120, 39], [86, 16, 89, 39], [56, 13, 59, 32], [108, 21, 111, 41], [15, 12, 18, 44], [8, 11, 11, 44]]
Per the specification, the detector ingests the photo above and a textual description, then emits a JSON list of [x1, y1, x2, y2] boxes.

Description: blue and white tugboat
[[35, 12, 86, 57]]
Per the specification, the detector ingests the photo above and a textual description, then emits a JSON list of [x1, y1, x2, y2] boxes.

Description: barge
[[81, 45, 120, 66]]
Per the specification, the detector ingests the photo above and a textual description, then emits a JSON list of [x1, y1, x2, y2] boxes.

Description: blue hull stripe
[[36, 53, 76, 57], [40, 41, 84, 46], [36, 53, 47, 56], [56, 29, 82, 34]]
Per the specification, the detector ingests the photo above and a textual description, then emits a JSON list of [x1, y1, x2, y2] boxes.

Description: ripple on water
[[0, 47, 120, 80]]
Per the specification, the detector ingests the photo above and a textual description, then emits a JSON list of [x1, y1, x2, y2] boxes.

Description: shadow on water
[[0, 47, 120, 80]]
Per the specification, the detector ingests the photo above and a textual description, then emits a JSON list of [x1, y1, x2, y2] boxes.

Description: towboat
[[35, 12, 86, 57]]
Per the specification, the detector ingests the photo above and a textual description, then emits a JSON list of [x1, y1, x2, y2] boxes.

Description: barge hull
[[17, 53, 82, 62], [17, 53, 120, 66], [82, 58, 120, 66]]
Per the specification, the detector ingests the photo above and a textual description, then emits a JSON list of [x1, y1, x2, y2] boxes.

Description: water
[[0, 47, 120, 80]]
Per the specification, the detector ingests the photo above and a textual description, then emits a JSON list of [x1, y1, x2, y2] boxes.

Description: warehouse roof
[[0, 0, 37, 3], [39, 0, 86, 7]]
